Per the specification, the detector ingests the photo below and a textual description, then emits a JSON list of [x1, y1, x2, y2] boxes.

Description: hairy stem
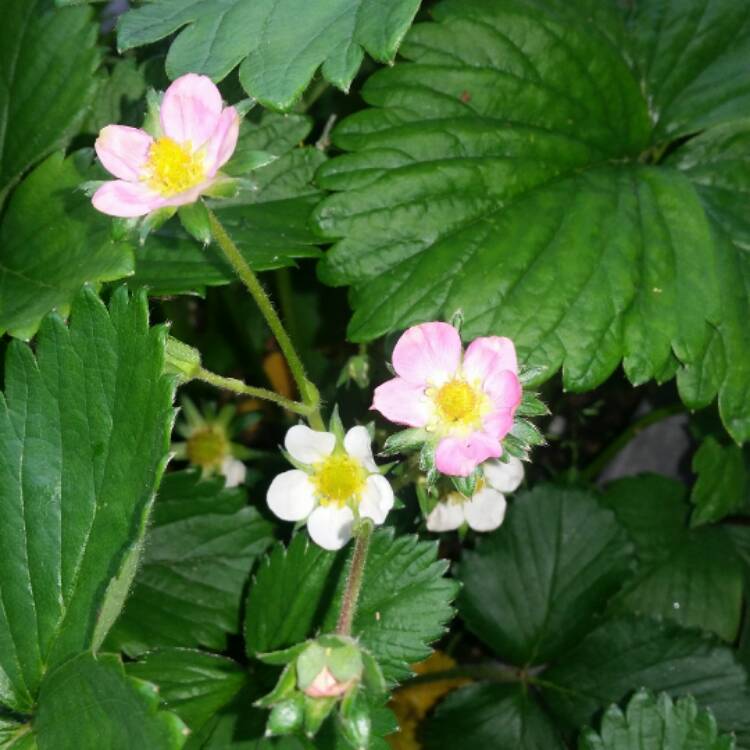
[[206, 207, 324, 430], [336, 520, 374, 636]]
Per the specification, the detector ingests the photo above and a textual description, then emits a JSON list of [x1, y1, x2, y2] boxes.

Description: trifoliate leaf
[[126, 649, 248, 733], [423, 684, 565, 750], [0, 0, 100, 205], [107, 471, 274, 656], [457, 486, 631, 665], [0, 152, 134, 339], [313, 0, 750, 441], [117, 0, 421, 110], [34, 654, 187, 750], [545, 616, 750, 745], [0, 287, 174, 713], [579, 688, 735, 750], [601, 476, 743, 641]]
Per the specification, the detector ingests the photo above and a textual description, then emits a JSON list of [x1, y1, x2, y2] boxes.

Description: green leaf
[[0, 0, 100, 204], [0, 152, 134, 339], [126, 649, 247, 733], [313, 0, 750, 440], [117, 0, 421, 110], [0, 287, 174, 713], [690, 437, 748, 526], [107, 471, 274, 657], [624, 0, 750, 139], [457, 486, 631, 665], [246, 530, 457, 684], [82, 56, 147, 134], [579, 688, 735, 750], [601, 476, 743, 641], [130, 114, 326, 296], [423, 684, 565, 750], [544, 616, 750, 744], [34, 654, 187, 750]]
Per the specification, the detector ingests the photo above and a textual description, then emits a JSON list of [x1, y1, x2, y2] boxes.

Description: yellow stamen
[[186, 424, 229, 470], [312, 454, 366, 507], [146, 137, 205, 196], [435, 379, 480, 424]]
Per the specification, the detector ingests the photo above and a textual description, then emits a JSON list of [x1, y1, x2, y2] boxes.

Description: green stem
[[206, 207, 324, 430], [336, 520, 374, 636], [581, 403, 686, 482], [195, 367, 312, 417]]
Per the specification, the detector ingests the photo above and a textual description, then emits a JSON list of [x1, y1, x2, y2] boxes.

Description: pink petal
[[204, 106, 240, 177], [482, 409, 514, 441], [95, 125, 153, 180], [91, 180, 165, 218], [160, 73, 223, 148], [463, 336, 518, 384], [435, 432, 502, 477], [371, 377, 430, 428], [484, 369, 522, 412], [392, 322, 462, 386]]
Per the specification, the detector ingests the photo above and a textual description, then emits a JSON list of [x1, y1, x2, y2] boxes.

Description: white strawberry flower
[[267, 425, 394, 551], [426, 456, 524, 533]]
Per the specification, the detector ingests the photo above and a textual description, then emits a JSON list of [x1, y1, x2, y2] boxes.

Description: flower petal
[[435, 432, 501, 477], [160, 73, 223, 147], [285, 425, 335, 465], [91, 180, 165, 218], [204, 106, 240, 176], [307, 505, 355, 551], [484, 369, 522, 412], [482, 408, 514, 441], [359, 474, 394, 525], [343, 425, 378, 472], [392, 322, 462, 386], [426, 500, 465, 532], [482, 456, 524, 493], [371, 377, 430, 428], [95, 125, 153, 181], [463, 336, 518, 384], [464, 488, 507, 532], [221, 456, 247, 488], [267, 469, 316, 521]]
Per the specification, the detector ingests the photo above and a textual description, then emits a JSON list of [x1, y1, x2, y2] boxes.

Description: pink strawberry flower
[[372, 322, 522, 477], [91, 73, 239, 217]]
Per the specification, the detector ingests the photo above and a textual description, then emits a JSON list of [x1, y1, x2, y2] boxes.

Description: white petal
[[464, 488, 507, 532], [343, 425, 378, 472], [426, 500, 465, 532], [285, 425, 336, 465], [267, 469, 315, 521], [221, 456, 246, 488], [307, 505, 355, 550], [482, 456, 525, 493], [359, 474, 394, 525]]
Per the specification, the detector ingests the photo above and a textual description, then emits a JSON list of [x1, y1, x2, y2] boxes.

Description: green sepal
[[142, 88, 163, 138], [234, 98, 257, 117], [516, 391, 550, 418], [510, 419, 547, 447], [518, 365, 549, 385], [337, 353, 371, 389], [448, 309, 464, 333], [328, 405, 346, 446], [296, 642, 328, 691], [303, 695, 336, 738], [164, 336, 202, 384], [256, 642, 309, 666], [316, 634, 352, 649], [112, 217, 139, 241], [267, 693, 305, 736], [203, 176, 240, 199], [178, 201, 212, 245], [416, 481, 438, 518], [327, 642, 364, 684], [280, 448, 313, 473], [502, 434, 530, 460], [339, 689, 371, 750], [361, 650, 387, 697], [78, 180, 105, 197], [451, 468, 480, 498], [254, 663, 297, 708], [419, 442, 438, 485], [224, 149, 278, 177], [382, 428, 428, 456], [139, 206, 175, 245]]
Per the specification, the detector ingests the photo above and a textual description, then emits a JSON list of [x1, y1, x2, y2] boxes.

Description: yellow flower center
[[146, 137, 205, 196], [312, 454, 366, 507], [435, 379, 480, 423], [186, 425, 229, 470]]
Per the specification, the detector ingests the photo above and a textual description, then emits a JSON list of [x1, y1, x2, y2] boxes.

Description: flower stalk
[[206, 206, 325, 430], [336, 519, 374, 636]]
